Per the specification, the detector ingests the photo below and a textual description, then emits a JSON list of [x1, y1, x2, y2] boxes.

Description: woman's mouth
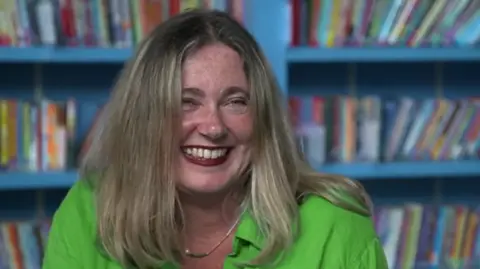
[[181, 146, 231, 166]]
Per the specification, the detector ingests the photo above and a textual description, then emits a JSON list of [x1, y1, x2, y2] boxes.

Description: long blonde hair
[[80, 9, 371, 268]]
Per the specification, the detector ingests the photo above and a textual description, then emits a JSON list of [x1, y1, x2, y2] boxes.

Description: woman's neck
[[179, 190, 243, 240]]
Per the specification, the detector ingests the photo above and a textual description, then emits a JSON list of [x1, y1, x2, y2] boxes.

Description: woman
[[43, 10, 387, 269]]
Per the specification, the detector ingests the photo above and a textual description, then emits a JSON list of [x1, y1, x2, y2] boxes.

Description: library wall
[[0, 0, 479, 268]]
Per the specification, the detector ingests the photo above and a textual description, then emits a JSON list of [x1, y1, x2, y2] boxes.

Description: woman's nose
[[197, 110, 227, 141]]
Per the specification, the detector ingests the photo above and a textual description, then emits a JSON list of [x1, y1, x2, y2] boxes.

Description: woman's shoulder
[[51, 178, 97, 235], [58, 177, 96, 217], [53, 179, 96, 234], [298, 195, 378, 250], [300, 195, 374, 224], [290, 196, 386, 267], [284, 195, 387, 269], [42, 178, 101, 268]]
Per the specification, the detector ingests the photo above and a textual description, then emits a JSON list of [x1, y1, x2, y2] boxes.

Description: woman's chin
[[177, 176, 233, 194]]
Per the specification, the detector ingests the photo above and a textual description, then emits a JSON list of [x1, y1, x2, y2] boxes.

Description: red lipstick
[[181, 146, 231, 167]]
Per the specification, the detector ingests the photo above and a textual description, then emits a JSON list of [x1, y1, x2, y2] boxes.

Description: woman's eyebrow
[[221, 86, 249, 98], [182, 87, 205, 98]]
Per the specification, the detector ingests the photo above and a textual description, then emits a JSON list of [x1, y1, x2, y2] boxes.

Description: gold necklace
[[184, 212, 243, 258]]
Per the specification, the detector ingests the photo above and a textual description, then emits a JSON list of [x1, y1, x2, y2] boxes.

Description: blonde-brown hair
[[81, 9, 371, 268]]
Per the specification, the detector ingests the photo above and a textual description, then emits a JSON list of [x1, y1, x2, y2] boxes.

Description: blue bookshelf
[[287, 47, 480, 63], [0, 171, 77, 190], [0, 0, 479, 268], [0, 47, 132, 63], [2, 160, 480, 191], [317, 161, 480, 180], [3, 47, 479, 64]]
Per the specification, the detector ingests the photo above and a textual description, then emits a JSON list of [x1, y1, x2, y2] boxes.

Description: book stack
[[289, 96, 480, 166], [290, 0, 480, 48], [0, 98, 104, 173], [0, 0, 244, 48], [376, 204, 480, 269], [0, 99, 76, 173]]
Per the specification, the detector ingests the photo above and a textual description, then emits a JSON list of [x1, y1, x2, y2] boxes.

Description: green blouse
[[42, 180, 388, 269]]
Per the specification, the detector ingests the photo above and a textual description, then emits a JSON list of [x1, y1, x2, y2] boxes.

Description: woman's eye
[[182, 98, 198, 111], [225, 98, 248, 113], [231, 99, 247, 105]]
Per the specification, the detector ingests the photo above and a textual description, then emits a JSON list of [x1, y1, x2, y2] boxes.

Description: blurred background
[[0, 0, 479, 268]]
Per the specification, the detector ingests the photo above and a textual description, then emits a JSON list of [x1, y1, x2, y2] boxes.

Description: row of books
[[375, 204, 480, 269], [0, 99, 80, 172], [2, 95, 480, 172], [0, 0, 243, 48], [289, 96, 480, 164], [0, 220, 50, 269], [289, 0, 480, 48]]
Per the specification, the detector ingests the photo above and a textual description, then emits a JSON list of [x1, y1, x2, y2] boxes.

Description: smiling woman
[[42, 9, 388, 269]]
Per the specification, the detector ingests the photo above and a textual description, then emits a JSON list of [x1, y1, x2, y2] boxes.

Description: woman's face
[[178, 43, 252, 194]]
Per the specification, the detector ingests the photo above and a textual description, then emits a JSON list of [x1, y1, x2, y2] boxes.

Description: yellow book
[[401, 204, 423, 269], [0, 100, 8, 167], [451, 208, 468, 261], [181, 0, 200, 12], [326, 0, 342, 47], [418, 99, 447, 152]]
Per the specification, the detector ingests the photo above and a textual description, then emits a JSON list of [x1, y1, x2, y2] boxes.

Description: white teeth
[[183, 148, 228, 159]]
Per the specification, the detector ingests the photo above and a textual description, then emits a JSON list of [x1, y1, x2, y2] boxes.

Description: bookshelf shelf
[[0, 47, 132, 63], [3, 47, 479, 64], [287, 47, 480, 63], [317, 161, 480, 180], [0, 171, 78, 190], [1, 160, 479, 191]]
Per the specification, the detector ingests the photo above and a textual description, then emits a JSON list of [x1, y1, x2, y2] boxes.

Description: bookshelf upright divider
[[434, 63, 444, 98], [34, 64, 43, 102]]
